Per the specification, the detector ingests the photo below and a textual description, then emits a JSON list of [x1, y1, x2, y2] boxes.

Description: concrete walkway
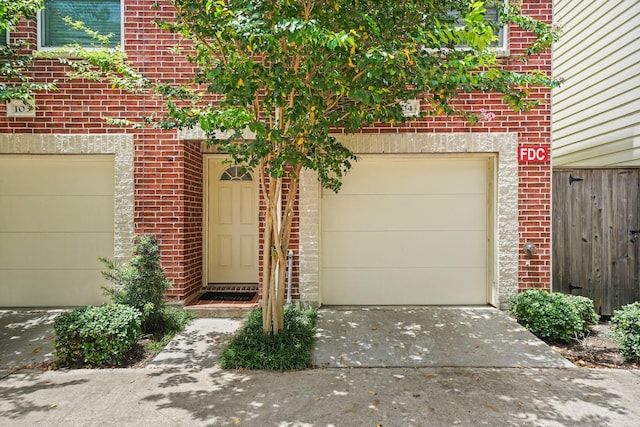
[[2, 363, 640, 425], [2, 307, 640, 426]]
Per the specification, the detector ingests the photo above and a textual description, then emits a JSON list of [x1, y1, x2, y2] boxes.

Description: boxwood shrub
[[610, 302, 640, 362], [53, 304, 142, 368], [510, 289, 599, 342]]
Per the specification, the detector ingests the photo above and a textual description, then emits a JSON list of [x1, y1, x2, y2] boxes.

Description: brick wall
[[1, 0, 553, 303]]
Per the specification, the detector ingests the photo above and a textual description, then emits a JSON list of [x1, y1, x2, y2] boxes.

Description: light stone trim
[[298, 133, 518, 310], [178, 126, 256, 142], [0, 134, 135, 263]]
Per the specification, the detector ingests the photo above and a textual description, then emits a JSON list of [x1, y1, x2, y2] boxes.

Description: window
[[486, 6, 506, 49], [40, 0, 122, 48], [450, 4, 507, 51], [0, 30, 7, 47], [220, 166, 253, 182]]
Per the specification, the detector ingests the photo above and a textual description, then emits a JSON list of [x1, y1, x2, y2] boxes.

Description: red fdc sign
[[518, 145, 549, 163]]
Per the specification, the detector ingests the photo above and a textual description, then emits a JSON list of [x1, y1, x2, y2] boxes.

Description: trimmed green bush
[[101, 235, 172, 337], [220, 306, 317, 371], [610, 302, 640, 362], [510, 289, 599, 342], [53, 304, 142, 368]]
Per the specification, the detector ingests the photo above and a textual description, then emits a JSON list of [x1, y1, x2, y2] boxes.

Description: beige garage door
[[322, 155, 490, 305], [0, 155, 114, 307]]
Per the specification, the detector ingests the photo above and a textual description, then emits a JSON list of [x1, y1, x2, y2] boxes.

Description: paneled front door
[[206, 157, 259, 284]]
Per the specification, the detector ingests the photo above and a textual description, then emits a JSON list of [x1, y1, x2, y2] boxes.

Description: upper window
[[0, 30, 7, 47], [449, 4, 506, 51], [40, 0, 122, 48], [486, 6, 506, 49]]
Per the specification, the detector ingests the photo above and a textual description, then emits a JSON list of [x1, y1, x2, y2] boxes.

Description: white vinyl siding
[[552, 0, 640, 166]]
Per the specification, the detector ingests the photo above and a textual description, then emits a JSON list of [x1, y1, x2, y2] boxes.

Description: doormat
[[198, 291, 256, 302]]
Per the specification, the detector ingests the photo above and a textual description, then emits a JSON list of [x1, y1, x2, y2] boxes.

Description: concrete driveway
[[1, 306, 572, 370], [0, 309, 62, 370], [5, 307, 640, 426], [312, 306, 573, 368]]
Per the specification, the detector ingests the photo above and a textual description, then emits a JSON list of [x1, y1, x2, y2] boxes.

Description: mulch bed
[[549, 323, 640, 369]]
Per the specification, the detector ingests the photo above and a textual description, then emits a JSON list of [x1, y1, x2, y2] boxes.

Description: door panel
[[0, 155, 114, 307], [207, 158, 259, 284], [321, 156, 489, 305]]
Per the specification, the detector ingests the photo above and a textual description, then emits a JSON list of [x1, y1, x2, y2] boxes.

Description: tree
[[0, 0, 55, 101], [58, 0, 559, 334]]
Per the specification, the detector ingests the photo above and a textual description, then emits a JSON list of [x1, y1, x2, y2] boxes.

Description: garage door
[[0, 155, 114, 307], [322, 155, 490, 305]]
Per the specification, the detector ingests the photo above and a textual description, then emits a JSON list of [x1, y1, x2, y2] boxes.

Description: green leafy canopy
[[0, 0, 56, 102], [58, 0, 560, 191]]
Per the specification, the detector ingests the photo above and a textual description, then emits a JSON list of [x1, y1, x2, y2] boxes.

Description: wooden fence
[[552, 168, 640, 316]]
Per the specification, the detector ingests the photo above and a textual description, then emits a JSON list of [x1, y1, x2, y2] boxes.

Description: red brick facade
[[0, 0, 552, 305]]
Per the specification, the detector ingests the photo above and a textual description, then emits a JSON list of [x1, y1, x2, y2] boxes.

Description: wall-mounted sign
[[400, 99, 420, 117], [518, 145, 549, 163], [6, 99, 36, 118]]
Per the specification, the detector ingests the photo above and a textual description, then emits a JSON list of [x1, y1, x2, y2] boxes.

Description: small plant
[[143, 306, 194, 355], [101, 235, 172, 337], [220, 306, 318, 371], [610, 302, 640, 362], [510, 289, 599, 342], [53, 304, 142, 368]]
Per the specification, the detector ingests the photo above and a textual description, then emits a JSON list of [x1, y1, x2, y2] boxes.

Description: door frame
[[202, 154, 259, 287]]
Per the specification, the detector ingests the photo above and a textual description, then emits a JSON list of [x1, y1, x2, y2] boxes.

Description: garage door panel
[[0, 155, 115, 307], [0, 196, 114, 232], [0, 233, 113, 269], [322, 268, 487, 305], [0, 156, 114, 195], [340, 158, 487, 195], [0, 270, 109, 307], [322, 195, 486, 231], [323, 230, 486, 268], [321, 155, 490, 305]]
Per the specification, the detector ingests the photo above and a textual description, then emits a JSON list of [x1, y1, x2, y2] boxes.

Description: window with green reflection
[[41, 0, 121, 48]]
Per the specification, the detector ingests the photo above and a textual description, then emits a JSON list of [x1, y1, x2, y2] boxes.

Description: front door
[[206, 157, 259, 284]]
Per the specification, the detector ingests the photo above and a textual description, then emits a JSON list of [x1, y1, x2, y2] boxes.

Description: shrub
[[161, 305, 194, 336], [510, 289, 599, 342], [610, 302, 640, 362], [220, 305, 318, 371], [53, 304, 142, 368], [101, 235, 172, 337], [143, 307, 194, 355]]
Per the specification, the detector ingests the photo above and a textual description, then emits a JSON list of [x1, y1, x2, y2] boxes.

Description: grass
[[220, 305, 317, 371]]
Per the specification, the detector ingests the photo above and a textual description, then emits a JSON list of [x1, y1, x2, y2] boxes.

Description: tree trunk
[[260, 162, 301, 335]]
